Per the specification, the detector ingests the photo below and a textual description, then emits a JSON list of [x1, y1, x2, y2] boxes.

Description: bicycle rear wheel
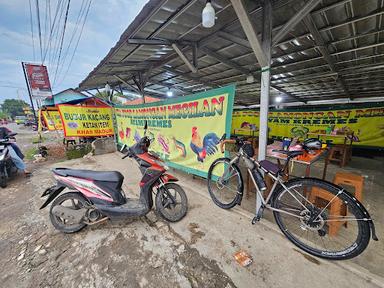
[[207, 158, 243, 209], [272, 178, 370, 260]]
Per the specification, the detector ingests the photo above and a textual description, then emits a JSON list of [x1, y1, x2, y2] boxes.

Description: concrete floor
[[223, 153, 384, 278], [91, 152, 384, 287]]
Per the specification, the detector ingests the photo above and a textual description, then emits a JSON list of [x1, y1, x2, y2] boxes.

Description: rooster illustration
[[190, 127, 220, 162]]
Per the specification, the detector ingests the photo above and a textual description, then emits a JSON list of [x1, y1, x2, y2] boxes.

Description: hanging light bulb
[[202, 0, 215, 28], [105, 83, 111, 95], [275, 96, 283, 103], [246, 75, 254, 84], [166, 89, 173, 97]]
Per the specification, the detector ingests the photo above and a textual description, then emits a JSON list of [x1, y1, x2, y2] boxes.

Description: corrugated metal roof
[[78, 0, 384, 105]]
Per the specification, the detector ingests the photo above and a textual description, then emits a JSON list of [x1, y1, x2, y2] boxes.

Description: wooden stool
[[308, 187, 345, 236], [333, 172, 364, 202], [328, 144, 349, 167]]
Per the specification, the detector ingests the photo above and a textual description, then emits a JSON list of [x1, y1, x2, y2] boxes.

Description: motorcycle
[[0, 132, 19, 188], [40, 122, 188, 233]]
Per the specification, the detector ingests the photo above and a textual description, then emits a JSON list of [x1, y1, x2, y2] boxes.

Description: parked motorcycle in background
[[0, 132, 19, 188], [41, 121, 188, 233]]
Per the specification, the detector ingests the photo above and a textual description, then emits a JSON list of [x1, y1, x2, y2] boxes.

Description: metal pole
[[257, 0, 272, 214], [21, 62, 37, 123]]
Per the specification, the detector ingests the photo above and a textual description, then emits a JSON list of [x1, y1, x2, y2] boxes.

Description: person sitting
[[0, 127, 31, 176]]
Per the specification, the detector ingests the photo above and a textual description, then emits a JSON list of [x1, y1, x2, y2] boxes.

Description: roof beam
[[198, 46, 304, 103], [126, 38, 172, 45], [216, 31, 251, 49], [113, 75, 141, 94], [199, 46, 250, 75], [171, 43, 198, 73], [230, 0, 268, 67], [302, 15, 350, 98], [162, 66, 214, 88], [272, 0, 322, 46]]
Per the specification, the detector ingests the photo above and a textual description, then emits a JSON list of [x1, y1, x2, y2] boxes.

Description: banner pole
[[21, 62, 37, 123]]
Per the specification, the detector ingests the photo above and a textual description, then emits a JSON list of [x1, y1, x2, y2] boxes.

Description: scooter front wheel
[[156, 183, 188, 222]]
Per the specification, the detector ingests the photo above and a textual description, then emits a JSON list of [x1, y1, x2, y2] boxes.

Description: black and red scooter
[[40, 122, 188, 233]]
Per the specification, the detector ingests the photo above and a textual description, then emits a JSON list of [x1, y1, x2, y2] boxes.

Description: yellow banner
[[41, 110, 63, 130], [115, 85, 235, 177], [58, 105, 114, 137], [232, 106, 384, 147]]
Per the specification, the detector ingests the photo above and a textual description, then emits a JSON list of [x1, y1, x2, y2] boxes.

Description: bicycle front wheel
[[272, 178, 370, 260], [207, 157, 243, 209]]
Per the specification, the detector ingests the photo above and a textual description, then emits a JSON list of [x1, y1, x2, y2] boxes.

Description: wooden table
[[246, 142, 329, 198], [307, 132, 353, 167], [266, 142, 329, 179]]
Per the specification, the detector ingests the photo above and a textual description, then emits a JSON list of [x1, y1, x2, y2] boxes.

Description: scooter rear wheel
[[0, 173, 7, 188], [156, 183, 188, 222], [49, 192, 88, 233]]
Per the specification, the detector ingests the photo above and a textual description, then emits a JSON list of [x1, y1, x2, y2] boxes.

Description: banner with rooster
[[114, 85, 235, 178], [232, 104, 384, 148]]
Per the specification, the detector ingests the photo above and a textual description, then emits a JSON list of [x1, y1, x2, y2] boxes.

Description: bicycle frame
[[225, 150, 374, 224]]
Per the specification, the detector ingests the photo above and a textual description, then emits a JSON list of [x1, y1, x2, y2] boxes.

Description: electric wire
[[57, 0, 92, 86], [35, 0, 43, 62], [43, 0, 63, 64], [55, 0, 86, 80], [28, 0, 36, 61], [52, 0, 71, 87], [47, 0, 65, 66]]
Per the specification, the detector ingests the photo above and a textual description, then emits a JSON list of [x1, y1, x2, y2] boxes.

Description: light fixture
[[105, 82, 111, 95], [292, 39, 301, 46], [246, 75, 254, 84], [105, 82, 112, 101], [275, 96, 283, 103], [202, 0, 215, 28], [166, 89, 173, 97]]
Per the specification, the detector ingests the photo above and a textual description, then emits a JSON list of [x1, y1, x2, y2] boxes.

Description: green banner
[[232, 104, 384, 148], [115, 85, 235, 177]]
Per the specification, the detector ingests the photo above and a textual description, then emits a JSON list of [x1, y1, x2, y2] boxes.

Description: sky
[[0, 0, 148, 104]]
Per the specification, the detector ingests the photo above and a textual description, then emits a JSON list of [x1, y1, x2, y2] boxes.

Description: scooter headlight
[[0, 154, 4, 161]]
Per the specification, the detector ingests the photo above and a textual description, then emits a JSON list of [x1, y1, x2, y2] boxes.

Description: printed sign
[[115, 85, 235, 177], [22, 63, 52, 98], [232, 105, 384, 147], [41, 109, 63, 130], [58, 105, 114, 137]]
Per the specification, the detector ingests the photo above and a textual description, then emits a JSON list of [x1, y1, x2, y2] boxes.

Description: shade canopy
[[78, 0, 384, 106]]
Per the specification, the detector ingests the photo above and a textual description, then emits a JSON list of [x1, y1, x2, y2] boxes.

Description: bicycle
[[207, 135, 378, 260]]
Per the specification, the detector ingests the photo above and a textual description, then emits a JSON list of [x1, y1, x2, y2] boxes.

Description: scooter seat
[[53, 168, 123, 183]]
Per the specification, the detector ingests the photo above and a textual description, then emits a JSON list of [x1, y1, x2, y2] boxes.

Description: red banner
[[22, 63, 52, 98]]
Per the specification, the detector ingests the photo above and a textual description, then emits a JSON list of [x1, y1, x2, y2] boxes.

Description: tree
[[95, 91, 125, 104], [1, 99, 30, 118], [0, 111, 9, 119]]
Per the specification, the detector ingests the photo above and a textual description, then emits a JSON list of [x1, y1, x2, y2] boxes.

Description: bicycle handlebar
[[219, 136, 251, 153]]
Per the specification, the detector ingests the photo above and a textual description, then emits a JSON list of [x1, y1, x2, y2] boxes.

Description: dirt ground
[[1, 124, 236, 288], [1, 123, 383, 288]]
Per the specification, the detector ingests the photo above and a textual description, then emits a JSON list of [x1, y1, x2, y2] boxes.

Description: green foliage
[[0, 110, 9, 119], [32, 136, 45, 144], [25, 147, 39, 160], [66, 144, 92, 160], [1, 99, 30, 118]]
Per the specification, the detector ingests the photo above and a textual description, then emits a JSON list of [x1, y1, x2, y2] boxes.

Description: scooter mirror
[[120, 144, 127, 152], [144, 120, 148, 136]]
